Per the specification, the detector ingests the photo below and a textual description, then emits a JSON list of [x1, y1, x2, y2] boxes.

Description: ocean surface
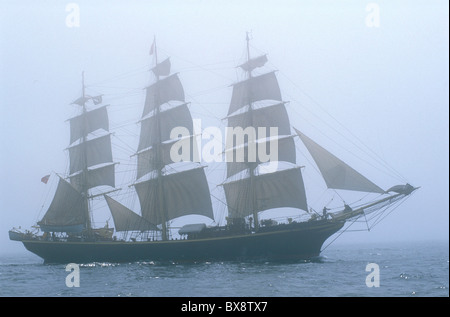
[[0, 240, 448, 297]]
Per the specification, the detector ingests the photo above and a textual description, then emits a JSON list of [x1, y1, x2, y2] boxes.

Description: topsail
[[141, 73, 185, 118], [68, 105, 109, 144], [228, 71, 282, 115]]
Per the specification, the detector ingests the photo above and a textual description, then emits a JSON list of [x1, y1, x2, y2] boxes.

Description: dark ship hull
[[20, 220, 344, 263]]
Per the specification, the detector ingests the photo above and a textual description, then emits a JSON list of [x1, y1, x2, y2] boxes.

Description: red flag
[[41, 174, 50, 184]]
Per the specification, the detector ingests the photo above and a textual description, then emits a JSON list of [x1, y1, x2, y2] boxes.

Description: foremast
[[245, 32, 259, 230], [223, 34, 308, 229], [152, 39, 169, 240]]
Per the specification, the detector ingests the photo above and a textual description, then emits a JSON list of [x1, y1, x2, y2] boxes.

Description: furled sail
[[135, 167, 214, 225], [238, 54, 268, 72], [104, 195, 158, 232], [71, 95, 102, 106], [294, 128, 385, 193], [228, 71, 282, 115], [223, 167, 308, 218], [37, 176, 86, 232]]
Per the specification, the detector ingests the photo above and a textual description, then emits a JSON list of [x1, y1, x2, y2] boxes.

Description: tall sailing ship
[[9, 36, 417, 263]]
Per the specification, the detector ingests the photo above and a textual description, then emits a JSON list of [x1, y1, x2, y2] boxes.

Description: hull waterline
[[20, 221, 344, 263]]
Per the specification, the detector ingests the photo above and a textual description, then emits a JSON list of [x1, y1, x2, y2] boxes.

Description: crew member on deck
[[344, 204, 352, 213], [322, 207, 330, 219]]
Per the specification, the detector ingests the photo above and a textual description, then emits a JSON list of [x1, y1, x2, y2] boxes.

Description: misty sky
[[0, 0, 448, 253]]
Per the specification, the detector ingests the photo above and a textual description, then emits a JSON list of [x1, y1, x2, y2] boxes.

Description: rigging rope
[[273, 66, 408, 184], [320, 192, 413, 252]]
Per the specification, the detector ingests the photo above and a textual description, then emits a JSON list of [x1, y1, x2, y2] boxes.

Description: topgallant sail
[[9, 36, 417, 263]]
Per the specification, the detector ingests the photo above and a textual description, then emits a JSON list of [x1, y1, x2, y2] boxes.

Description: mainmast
[[153, 38, 169, 240], [80, 71, 92, 233], [245, 33, 259, 230], [134, 37, 214, 241]]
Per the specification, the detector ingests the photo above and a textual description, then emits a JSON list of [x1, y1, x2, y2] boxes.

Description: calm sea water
[[0, 240, 448, 297]]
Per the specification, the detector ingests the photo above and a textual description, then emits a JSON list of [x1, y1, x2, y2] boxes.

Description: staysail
[[294, 128, 384, 194], [104, 195, 158, 232]]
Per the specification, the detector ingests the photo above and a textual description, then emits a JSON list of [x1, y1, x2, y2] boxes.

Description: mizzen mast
[[38, 72, 116, 234]]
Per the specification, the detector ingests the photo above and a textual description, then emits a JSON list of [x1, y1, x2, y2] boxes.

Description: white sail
[[151, 57, 171, 77], [225, 52, 307, 223], [223, 167, 308, 218], [135, 56, 213, 232], [228, 71, 282, 115], [104, 195, 158, 232], [136, 136, 195, 179], [68, 134, 114, 175], [141, 73, 185, 118], [135, 167, 214, 225], [69, 105, 109, 144], [37, 176, 86, 232], [69, 163, 116, 191], [226, 135, 296, 178], [138, 103, 193, 152], [295, 128, 384, 193], [227, 102, 291, 136]]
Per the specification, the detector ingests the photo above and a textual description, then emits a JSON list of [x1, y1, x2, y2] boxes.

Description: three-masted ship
[[9, 36, 417, 263]]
